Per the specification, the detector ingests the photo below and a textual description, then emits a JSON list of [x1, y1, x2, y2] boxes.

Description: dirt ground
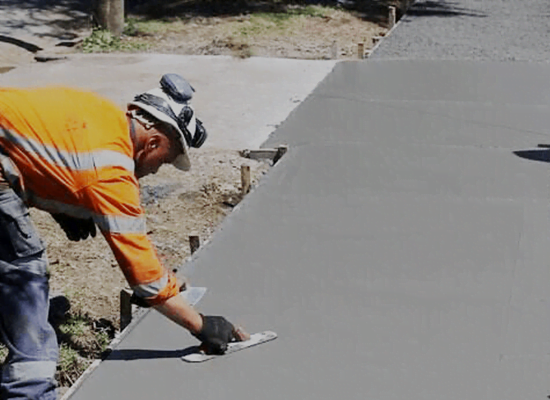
[[118, 6, 388, 59]]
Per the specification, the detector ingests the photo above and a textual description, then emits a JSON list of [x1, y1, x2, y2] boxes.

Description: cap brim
[[172, 151, 191, 171]]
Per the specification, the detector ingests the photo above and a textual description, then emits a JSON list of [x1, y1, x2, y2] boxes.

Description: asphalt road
[[68, 1, 550, 399], [372, 0, 550, 61]]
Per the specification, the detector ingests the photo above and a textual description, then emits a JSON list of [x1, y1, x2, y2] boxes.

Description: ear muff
[[192, 118, 208, 148], [177, 106, 207, 148], [131, 74, 208, 150]]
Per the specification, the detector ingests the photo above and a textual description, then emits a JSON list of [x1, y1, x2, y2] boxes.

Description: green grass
[[57, 344, 91, 386], [81, 28, 149, 53], [58, 344, 86, 372], [59, 315, 89, 338], [260, 5, 330, 21], [126, 17, 184, 34], [55, 312, 114, 387], [124, 5, 332, 39]]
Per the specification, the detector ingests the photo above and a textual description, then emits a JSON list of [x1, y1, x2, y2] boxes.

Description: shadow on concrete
[[0, 0, 90, 40], [513, 145, 550, 164], [405, 1, 486, 18], [0, 35, 42, 52], [104, 346, 200, 361]]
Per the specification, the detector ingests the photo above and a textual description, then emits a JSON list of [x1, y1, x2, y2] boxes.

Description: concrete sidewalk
[[0, 54, 336, 149]]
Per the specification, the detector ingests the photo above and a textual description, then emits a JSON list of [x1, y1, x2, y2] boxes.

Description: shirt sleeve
[[83, 168, 179, 306]]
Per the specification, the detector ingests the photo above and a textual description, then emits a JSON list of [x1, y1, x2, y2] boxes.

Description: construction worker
[[0, 74, 242, 399]]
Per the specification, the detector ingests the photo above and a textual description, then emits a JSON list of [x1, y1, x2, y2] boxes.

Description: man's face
[[134, 131, 181, 179]]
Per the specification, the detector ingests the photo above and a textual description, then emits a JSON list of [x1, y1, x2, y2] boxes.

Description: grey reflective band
[[2, 361, 57, 382], [93, 214, 146, 234], [0, 128, 135, 173], [31, 195, 93, 220], [31, 195, 146, 235], [92, 150, 135, 172], [132, 274, 169, 298]]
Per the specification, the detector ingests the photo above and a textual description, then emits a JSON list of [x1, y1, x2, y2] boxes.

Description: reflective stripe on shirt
[[31, 195, 146, 235], [132, 274, 169, 298], [0, 127, 135, 173], [94, 214, 146, 234]]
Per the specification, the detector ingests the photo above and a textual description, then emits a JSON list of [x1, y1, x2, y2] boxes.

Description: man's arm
[[153, 293, 203, 334], [85, 175, 245, 353]]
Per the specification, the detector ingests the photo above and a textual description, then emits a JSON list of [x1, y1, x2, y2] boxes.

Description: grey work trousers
[[0, 185, 58, 400]]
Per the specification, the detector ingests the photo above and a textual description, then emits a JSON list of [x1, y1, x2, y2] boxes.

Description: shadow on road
[[405, 0, 487, 18], [0, 35, 43, 52]]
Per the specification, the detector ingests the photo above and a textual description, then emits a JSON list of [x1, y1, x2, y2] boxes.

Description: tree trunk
[[95, 0, 124, 37]]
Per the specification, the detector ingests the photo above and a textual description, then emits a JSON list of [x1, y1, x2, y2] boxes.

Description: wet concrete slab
[[68, 60, 550, 400]]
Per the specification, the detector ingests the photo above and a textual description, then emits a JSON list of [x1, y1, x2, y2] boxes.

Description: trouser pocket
[[0, 188, 44, 261]]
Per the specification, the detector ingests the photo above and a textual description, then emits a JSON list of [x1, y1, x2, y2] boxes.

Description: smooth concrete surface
[[0, 54, 336, 150], [69, 59, 550, 399]]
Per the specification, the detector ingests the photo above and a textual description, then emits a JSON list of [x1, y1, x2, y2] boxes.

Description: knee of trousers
[[2, 360, 57, 384]]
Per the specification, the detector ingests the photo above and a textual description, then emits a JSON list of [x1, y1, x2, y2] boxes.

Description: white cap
[[129, 88, 196, 171]]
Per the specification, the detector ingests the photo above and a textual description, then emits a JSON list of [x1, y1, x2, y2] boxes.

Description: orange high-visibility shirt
[[0, 87, 178, 305]]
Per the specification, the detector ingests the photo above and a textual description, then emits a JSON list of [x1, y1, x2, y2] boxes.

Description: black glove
[[51, 213, 96, 242], [193, 315, 237, 355]]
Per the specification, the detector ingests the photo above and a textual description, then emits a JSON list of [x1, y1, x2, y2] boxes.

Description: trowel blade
[[180, 286, 207, 307]]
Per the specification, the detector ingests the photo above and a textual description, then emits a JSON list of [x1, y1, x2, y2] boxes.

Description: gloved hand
[[193, 315, 239, 355], [51, 213, 96, 242]]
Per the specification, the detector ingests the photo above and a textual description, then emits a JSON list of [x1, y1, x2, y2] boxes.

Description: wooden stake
[[120, 288, 132, 331], [189, 235, 200, 255], [241, 165, 251, 194], [331, 40, 338, 59], [357, 43, 365, 59], [388, 6, 397, 30]]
